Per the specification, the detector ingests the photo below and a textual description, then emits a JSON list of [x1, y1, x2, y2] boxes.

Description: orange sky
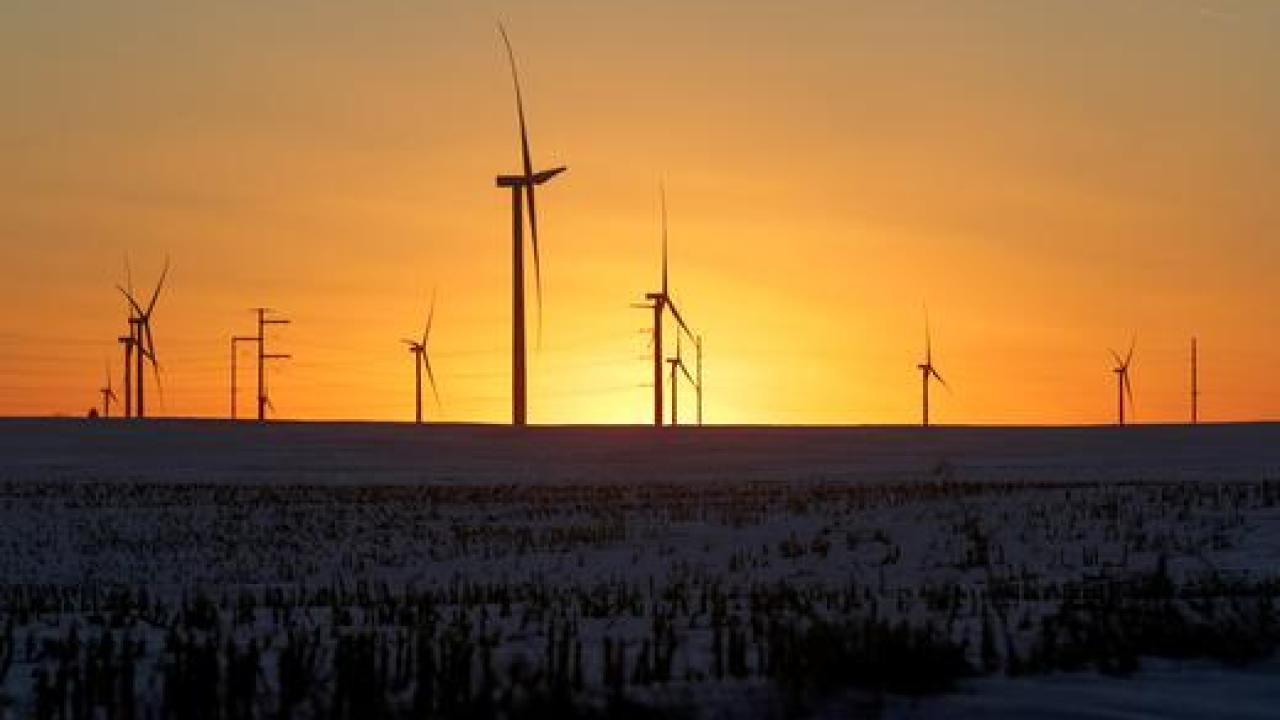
[[2, 1, 1278, 424]]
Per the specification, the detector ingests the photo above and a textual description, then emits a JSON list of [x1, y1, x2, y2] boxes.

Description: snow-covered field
[[1, 419, 1279, 718]]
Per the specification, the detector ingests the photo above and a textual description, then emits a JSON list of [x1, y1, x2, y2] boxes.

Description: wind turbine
[[403, 290, 440, 424], [1191, 336, 1199, 425], [917, 313, 948, 427], [117, 258, 137, 417], [495, 23, 566, 427], [99, 361, 118, 418], [1110, 338, 1136, 426], [637, 183, 695, 426], [667, 332, 696, 426], [117, 258, 169, 419]]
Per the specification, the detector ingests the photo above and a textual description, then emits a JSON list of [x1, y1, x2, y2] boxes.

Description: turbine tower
[[1110, 338, 1136, 426], [99, 362, 117, 418], [117, 327, 136, 418], [917, 313, 948, 427], [117, 258, 169, 419], [1191, 336, 1199, 425], [696, 334, 704, 426], [403, 290, 440, 424], [495, 24, 566, 426]]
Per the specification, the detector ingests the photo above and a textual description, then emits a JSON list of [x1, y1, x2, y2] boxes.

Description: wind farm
[[3, 4, 1280, 719]]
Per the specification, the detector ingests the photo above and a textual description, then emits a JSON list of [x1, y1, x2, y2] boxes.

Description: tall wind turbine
[[495, 23, 566, 426], [1110, 338, 1136, 426], [117, 258, 169, 419], [99, 361, 118, 418], [403, 290, 440, 424], [638, 183, 695, 426], [917, 313, 948, 427], [117, 259, 137, 417]]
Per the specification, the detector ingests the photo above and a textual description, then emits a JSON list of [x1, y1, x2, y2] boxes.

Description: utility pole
[[230, 335, 258, 420], [253, 308, 291, 422]]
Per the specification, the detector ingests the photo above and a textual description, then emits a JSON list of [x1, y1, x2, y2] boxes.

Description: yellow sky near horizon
[[2, 0, 1278, 425]]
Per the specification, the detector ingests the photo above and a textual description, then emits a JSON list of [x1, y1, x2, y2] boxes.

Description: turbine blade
[[1108, 348, 1123, 367], [1124, 371, 1135, 408], [423, 287, 437, 347], [124, 253, 134, 299], [1125, 335, 1136, 367], [422, 353, 441, 406], [679, 359, 695, 385], [145, 257, 169, 317], [666, 299, 693, 339], [931, 366, 949, 391], [497, 23, 533, 183], [144, 322, 158, 370], [527, 184, 543, 347], [924, 307, 932, 366], [499, 22, 544, 347], [117, 286, 146, 318], [660, 181, 668, 296]]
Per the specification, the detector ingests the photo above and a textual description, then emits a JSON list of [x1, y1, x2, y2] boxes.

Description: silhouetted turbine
[[117, 258, 169, 419], [637, 183, 695, 426], [117, 258, 137, 417], [403, 290, 440, 424], [1110, 338, 1136, 426], [495, 23, 565, 427], [917, 312, 948, 427], [1191, 336, 1199, 425], [99, 361, 117, 418], [667, 332, 695, 426]]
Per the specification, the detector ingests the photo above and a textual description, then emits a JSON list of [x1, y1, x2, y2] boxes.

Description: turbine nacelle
[[496, 166, 566, 188]]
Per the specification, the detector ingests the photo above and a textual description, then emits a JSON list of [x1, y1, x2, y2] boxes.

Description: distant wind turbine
[[1110, 338, 1136, 426], [636, 183, 696, 426], [667, 332, 696, 426], [117, 258, 169, 419], [494, 23, 566, 427], [917, 312, 948, 427], [403, 290, 440, 424], [1191, 336, 1199, 425], [99, 361, 118, 418]]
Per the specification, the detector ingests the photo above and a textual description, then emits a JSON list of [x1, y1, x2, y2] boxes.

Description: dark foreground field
[[4, 418, 1280, 484], [1, 420, 1279, 718]]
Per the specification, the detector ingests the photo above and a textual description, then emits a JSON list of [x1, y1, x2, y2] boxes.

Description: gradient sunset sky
[[2, 0, 1277, 424]]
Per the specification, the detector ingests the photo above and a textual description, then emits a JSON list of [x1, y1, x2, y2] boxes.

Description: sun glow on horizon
[[2, 1, 1278, 425]]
